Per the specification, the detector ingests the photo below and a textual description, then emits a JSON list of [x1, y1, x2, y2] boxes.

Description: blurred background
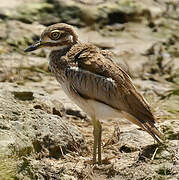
[[0, 0, 179, 179]]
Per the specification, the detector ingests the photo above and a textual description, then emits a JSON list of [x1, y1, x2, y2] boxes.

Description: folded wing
[[65, 44, 164, 142]]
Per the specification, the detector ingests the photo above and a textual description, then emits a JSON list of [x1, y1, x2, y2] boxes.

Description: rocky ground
[[0, 0, 179, 179]]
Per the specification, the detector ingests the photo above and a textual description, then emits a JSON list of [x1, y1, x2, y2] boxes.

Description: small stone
[[160, 150, 171, 159], [13, 91, 34, 101]]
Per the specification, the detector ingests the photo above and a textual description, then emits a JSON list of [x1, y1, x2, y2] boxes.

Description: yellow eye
[[50, 30, 61, 40]]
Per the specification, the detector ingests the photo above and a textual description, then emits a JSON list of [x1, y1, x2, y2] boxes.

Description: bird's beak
[[24, 40, 44, 52]]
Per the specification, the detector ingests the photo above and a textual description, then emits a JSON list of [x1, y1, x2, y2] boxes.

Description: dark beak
[[24, 41, 43, 52]]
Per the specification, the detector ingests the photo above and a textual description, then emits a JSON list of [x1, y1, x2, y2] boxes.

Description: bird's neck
[[50, 46, 71, 57], [48, 45, 73, 81]]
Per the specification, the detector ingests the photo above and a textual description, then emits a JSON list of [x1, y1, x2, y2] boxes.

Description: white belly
[[61, 83, 121, 120], [86, 99, 121, 120]]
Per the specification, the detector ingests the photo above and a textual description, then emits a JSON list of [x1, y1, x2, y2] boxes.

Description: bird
[[24, 23, 164, 165]]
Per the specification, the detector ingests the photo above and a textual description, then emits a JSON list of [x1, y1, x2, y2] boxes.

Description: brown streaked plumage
[[24, 23, 165, 165]]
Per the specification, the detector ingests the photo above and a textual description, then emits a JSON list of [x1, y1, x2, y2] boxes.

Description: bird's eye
[[50, 30, 61, 40]]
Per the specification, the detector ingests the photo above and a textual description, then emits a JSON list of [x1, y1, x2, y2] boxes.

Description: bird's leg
[[92, 118, 102, 165], [93, 127, 97, 164], [97, 120, 102, 165]]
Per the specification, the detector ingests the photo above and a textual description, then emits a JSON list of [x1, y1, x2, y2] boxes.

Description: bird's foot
[[93, 163, 113, 170], [84, 156, 113, 166]]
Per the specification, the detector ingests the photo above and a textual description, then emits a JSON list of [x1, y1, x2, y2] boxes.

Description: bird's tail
[[141, 121, 165, 143], [122, 111, 165, 143]]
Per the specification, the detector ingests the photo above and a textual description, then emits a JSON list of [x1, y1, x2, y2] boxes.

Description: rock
[[0, 22, 7, 40], [0, 155, 17, 179], [133, 79, 172, 96], [141, 40, 178, 82], [13, 91, 34, 101], [161, 120, 179, 140], [66, 108, 88, 120], [6, 20, 44, 51], [155, 162, 177, 176], [14, 2, 59, 25], [0, 0, 166, 27], [119, 128, 155, 149], [0, 0, 58, 25], [49, 0, 165, 27], [0, 82, 85, 177]]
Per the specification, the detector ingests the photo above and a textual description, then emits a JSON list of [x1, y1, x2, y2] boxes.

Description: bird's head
[[24, 23, 78, 52]]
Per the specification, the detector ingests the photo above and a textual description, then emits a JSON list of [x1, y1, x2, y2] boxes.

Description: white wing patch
[[106, 77, 115, 84], [69, 66, 116, 85], [69, 66, 79, 71]]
